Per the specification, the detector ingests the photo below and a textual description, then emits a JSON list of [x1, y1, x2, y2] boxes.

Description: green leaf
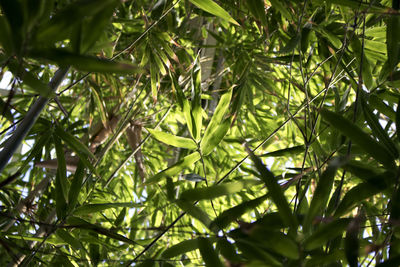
[[303, 218, 351, 250], [261, 145, 305, 158], [74, 203, 141, 215], [144, 152, 201, 185], [269, 0, 292, 20], [35, 0, 118, 44], [53, 135, 68, 219], [210, 194, 268, 231], [0, 15, 14, 54], [54, 125, 98, 176], [68, 160, 85, 212], [198, 237, 224, 267], [56, 229, 81, 250], [176, 200, 212, 229], [200, 117, 231, 156], [200, 88, 232, 155], [189, 0, 239, 25], [387, 15, 400, 70], [162, 237, 217, 258], [216, 239, 241, 263], [329, 0, 387, 12], [250, 229, 299, 259], [191, 67, 202, 141], [320, 109, 395, 168], [7, 60, 53, 97], [362, 97, 398, 158], [179, 179, 260, 201], [29, 49, 141, 74], [334, 173, 391, 217], [247, 148, 298, 230], [147, 128, 197, 149], [303, 158, 341, 232]]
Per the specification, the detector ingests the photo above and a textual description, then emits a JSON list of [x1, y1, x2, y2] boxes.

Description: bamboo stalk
[[0, 67, 69, 173]]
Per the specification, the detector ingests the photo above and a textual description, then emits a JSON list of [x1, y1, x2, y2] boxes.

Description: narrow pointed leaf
[[198, 237, 224, 267], [54, 125, 97, 176], [210, 194, 268, 231], [68, 160, 85, 211], [162, 237, 217, 258], [189, 0, 239, 25], [362, 98, 398, 158], [179, 179, 260, 201], [30, 49, 141, 74], [247, 148, 298, 229], [303, 218, 351, 250], [176, 200, 212, 228], [320, 109, 395, 168], [261, 145, 305, 158], [200, 117, 231, 156], [147, 128, 197, 149], [144, 152, 201, 185], [73, 202, 141, 215], [56, 229, 81, 250], [303, 158, 340, 232]]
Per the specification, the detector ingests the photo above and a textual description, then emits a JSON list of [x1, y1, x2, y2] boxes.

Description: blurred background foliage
[[1, 0, 400, 266]]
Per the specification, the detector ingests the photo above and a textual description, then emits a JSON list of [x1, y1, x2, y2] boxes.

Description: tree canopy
[[1, 0, 400, 266]]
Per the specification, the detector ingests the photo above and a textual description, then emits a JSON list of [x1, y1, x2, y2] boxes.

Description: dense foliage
[[1, 0, 400, 266]]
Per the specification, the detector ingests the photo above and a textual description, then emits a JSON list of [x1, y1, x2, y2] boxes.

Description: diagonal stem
[[0, 67, 69, 174]]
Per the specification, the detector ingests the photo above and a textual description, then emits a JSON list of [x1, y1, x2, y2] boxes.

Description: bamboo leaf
[[320, 109, 395, 168], [303, 218, 351, 250], [73, 202, 141, 215], [261, 145, 305, 158], [53, 135, 68, 218], [68, 160, 85, 212], [189, 0, 239, 25], [144, 152, 201, 185], [147, 128, 197, 149], [303, 158, 342, 232], [247, 147, 298, 230], [198, 237, 224, 267], [200, 117, 231, 156], [29, 49, 141, 74], [54, 125, 97, 176], [210, 194, 268, 231], [176, 200, 212, 229], [361, 97, 399, 158], [179, 179, 260, 201], [200, 88, 232, 155], [162, 237, 217, 258], [56, 229, 81, 250]]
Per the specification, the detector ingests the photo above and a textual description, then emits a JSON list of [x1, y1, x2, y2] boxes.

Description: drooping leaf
[[247, 147, 298, 230], [361, 97, 398, 158], [68, 160, 85, 212], [303, 218, 351, 250], [198, 237, 224, 267], [175, 200, 212, 229], [54, 125, 97, 176], [53, 135, 68, 219], [303, 158, 341, 232], [29, 49, 141, 74], [320, 109, 395, 168], [210, 194, 268, 231]]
